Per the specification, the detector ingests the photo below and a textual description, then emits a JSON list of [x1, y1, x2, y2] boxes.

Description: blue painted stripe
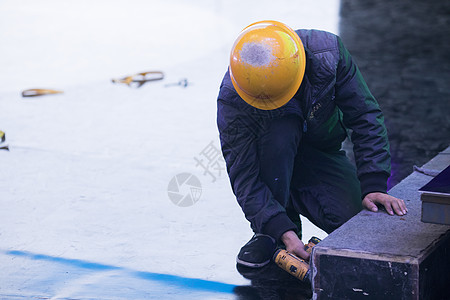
[[5, 250, 236, 294]]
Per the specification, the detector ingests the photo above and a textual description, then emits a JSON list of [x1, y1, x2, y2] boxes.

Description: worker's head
[[229, 20, 306, 110]]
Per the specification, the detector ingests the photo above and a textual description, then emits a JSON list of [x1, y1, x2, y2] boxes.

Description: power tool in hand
[[273, 236, 321, 283]]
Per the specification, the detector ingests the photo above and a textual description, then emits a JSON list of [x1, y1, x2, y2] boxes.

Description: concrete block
[[421, 196, 450, 225], [311, 147, 450, 299]]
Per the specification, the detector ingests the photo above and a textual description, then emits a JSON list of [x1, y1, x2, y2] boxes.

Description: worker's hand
[[281, 230, 310, 261], [362, 192, 407, 216]]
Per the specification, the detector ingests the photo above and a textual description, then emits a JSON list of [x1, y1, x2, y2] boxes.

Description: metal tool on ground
[[22, 89, 63, 97], [112, 71, 164, 88], [164, 78, 189, 88]]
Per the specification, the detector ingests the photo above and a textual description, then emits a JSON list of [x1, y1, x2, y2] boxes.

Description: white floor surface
[[0, 1, 336, 298]]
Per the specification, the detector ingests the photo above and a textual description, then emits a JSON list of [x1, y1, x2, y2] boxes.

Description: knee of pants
[[321, 207, 361, 234], [292, 184, 363, 234]]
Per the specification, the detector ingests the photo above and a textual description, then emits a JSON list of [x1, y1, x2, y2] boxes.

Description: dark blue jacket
[[217, 29, 390, 240]]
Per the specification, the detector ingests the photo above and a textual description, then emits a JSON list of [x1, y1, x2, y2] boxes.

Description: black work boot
[[236, 234, 277, 268]]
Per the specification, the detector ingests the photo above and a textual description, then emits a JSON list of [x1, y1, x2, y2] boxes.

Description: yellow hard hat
[[229, 20, 306, 110]]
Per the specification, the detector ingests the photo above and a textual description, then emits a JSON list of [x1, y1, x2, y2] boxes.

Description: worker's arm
[[217, 96, 298, 243], [334, 37, 407, 214], [334, 36, 391, 198], [334, 37, 407, 216]]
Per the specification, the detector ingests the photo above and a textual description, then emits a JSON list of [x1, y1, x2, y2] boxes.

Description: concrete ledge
[[311, 146, 450, 299]]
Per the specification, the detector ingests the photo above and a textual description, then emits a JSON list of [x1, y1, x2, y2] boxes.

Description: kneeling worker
[[216, 21, 407, 267]]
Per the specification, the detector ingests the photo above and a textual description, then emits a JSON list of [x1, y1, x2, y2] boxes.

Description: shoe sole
[[236, 255, 270, 268]]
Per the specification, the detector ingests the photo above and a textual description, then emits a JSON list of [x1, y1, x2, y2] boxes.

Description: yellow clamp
[[112, 71, 164, 88], [0, 130, 9, 151], [22, 89, 64, 97]]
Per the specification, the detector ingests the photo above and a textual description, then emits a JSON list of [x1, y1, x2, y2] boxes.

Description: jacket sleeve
[[334, 36, 391, 197], [217, 91, 298, 241]]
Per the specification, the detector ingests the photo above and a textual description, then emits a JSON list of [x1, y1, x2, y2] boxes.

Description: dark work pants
[[258, 114, 363, 235]]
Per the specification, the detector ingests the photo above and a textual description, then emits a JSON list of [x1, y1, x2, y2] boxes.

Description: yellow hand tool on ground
[[0, 130, 9, 151], [112, 71, 164, 88], [22, 89, 63, 97]]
